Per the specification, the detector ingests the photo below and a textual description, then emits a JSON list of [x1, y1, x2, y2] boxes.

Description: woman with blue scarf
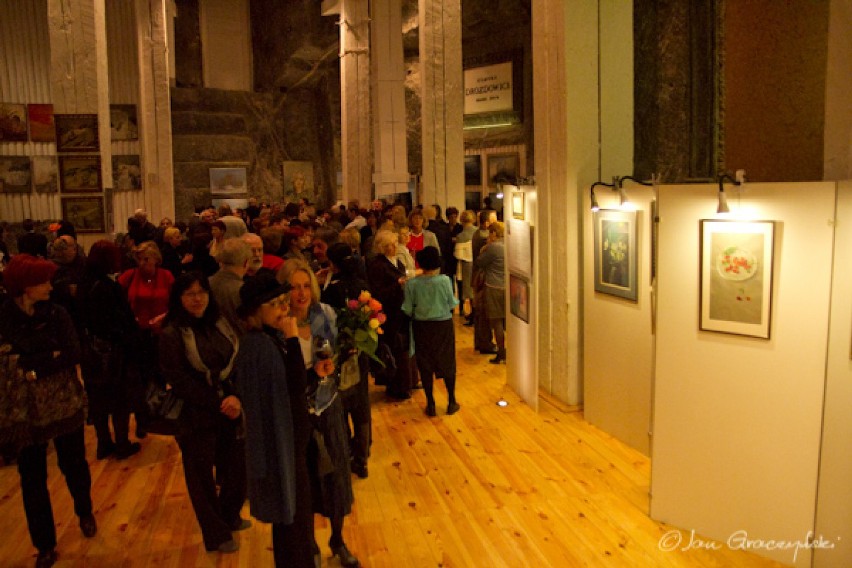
[[279, 259, 360, 568]]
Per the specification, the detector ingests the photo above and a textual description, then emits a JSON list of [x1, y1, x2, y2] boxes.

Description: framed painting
[[282, 161, 314, 202], [59, 155, 102, 193], [28, 104, 55, 142], [55, 114, 99, 152], [487, 152, 519, 188], [512, 191, 525, 220], [0, 103, 28, 142], [464, 155, 482, 186], [112, 155, 142, 190], [61, 196, 106, 233], [509, 273, 530, 323], [32, 156, 59, 193], [593, 209, 638, 301], [700, 219, 775, 339], [110, 104, 139, 141], [0, 157, 32, 193], [210, 166, 247, 195]]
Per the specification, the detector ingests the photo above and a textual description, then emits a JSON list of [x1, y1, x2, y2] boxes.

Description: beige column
[[47, 0, 112, 234], [371, 0, 409, 200], [134, 0, 175, 222], [418, 0, 463, 209], [532, 0, 599, 406], [325, 0, 372, 207]]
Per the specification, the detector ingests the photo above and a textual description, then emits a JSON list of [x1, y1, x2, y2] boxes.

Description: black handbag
[[144, 382, 183, 436]]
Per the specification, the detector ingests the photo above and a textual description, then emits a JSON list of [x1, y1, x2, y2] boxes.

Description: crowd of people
[[0, 197, 507, 568]]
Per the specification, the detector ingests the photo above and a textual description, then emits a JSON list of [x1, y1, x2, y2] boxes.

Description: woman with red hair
[[0, 254, 96, 568]]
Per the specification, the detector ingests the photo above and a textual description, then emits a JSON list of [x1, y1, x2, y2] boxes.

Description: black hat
[[237, 272, 291, 318], [416, 246, 442, 271]]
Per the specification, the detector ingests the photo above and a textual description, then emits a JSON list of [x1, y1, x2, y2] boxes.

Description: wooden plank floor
[[0, 319, 786, 567]]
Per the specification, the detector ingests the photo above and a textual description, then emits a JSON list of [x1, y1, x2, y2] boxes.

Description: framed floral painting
[[699, 219, 775, 339], [593, 209, 638, 301]]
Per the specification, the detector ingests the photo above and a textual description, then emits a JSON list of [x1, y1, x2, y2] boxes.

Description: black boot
[[332, 544, 361, 568], [489, 349, 506, 364]]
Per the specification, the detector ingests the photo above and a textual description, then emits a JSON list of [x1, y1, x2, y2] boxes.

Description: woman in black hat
[[233, 272, 333, 567]]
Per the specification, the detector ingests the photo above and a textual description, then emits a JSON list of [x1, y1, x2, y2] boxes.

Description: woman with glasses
[[158, 272, 248, 554]]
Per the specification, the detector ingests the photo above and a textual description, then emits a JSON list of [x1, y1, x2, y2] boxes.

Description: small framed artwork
[[509, 273, 530, 323], [112, 155, 142, 190], [487, 152, 519, 188], [61, 196, 106, 234], [0, 103, 28, 142], [110, 104, 139, 141], [59, 155, 102, 193], [700, 219, 775, 339], [28, 104, 55, 142], [512, 191, 525, 220], [55, 114, 99, 152], [464, 155, 482, 186], [282, 161, 314, 201], [0, 156, 32, 193], [593, 209, 638, 301], [210, 167, 248, 195], [32, 156, 59, 193]]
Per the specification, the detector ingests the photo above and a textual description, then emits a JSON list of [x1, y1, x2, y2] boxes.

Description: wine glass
[[313, 337, 334, 362]]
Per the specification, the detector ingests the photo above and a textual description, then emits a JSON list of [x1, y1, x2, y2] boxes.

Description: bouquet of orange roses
[[334, 290, 386, 365]]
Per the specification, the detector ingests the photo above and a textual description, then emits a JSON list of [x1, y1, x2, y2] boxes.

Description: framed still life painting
[[593, 209, 638, 301], [699, 219, 775, 339]]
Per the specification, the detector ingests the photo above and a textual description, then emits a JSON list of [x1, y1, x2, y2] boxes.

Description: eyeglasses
[[181, 289, 209, 299], [265, 294, 290, 308]]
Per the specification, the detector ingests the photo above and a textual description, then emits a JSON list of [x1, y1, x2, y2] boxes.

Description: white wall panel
[[0, 0, 60, 222]]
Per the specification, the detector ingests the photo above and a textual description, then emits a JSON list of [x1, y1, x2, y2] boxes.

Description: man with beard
[[241, 233, 265, 277]]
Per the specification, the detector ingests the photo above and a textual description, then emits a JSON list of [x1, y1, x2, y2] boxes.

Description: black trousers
[[177, 419, 246, 550], [339, 356, 371, 469], [412, 320, 457, 405], [271, 440, 315, 567], [17, 426, 92, 553]]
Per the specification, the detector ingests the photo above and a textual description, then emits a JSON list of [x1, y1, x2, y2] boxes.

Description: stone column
[[418, 0, 463, 209], [134, 0, 175, 221], [371, 0, 410, 201], [325, 0, 372, 207], [532, 0, 599, 406]]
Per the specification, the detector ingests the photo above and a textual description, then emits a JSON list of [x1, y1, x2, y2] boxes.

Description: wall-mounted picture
[[282, 161, 314, 202], [509, 273, 530, 323], [0, 103, 28, 142], [700, 219, 775, 339], [59, 155, 102, 193], [512, 191, 525, 220], [112, 155, 142, 190], [593, 209, 638, 301], [464, 155, 482, 186], [487, 152, 519, 188], [62, 196, 106, 233], [32, 156, 59, 193], [55, 114, 99, 152], [0, 156, 32, 193], [110, 104, 139, 141], [28, 104, 55, 142], [212, 198, 248, 211], [210, 167, 248, 195], [464, 191, 481, 212]]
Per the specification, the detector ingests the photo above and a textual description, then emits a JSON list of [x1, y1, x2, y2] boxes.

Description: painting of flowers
[[593, 209, 638, 301]]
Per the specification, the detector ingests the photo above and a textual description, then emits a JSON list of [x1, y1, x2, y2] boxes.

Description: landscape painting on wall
[[32, 156, 59, 193], [55, 114, 99, 152], [60, 155, 102, 193], [62, 197, 105, 233], [210, 167, 248, 195], [0, 156, 32, 193], [593, 209, 638, 301], [700, 219, 775, 339]]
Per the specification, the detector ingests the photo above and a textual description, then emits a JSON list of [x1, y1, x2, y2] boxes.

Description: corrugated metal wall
[[0, 0, 144, 232]]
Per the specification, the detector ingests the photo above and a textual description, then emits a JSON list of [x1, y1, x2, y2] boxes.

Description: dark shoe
[[230, 518, 252, 531], [447, 402, 460, 415], [478, 346, 498, 355], [489, 351, 506, 364], [35, 549, 57, 568], [80, 514, 97, 538], [207, 539, 239, 553], [463, 319, 475, 327], [114, 442, 141, 460], [96, 441, 116, 460], [351, 463, 368, 478], [332, 544, 360, 568], [425, 402, 437, 417], [387, 390, 411, 401]]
